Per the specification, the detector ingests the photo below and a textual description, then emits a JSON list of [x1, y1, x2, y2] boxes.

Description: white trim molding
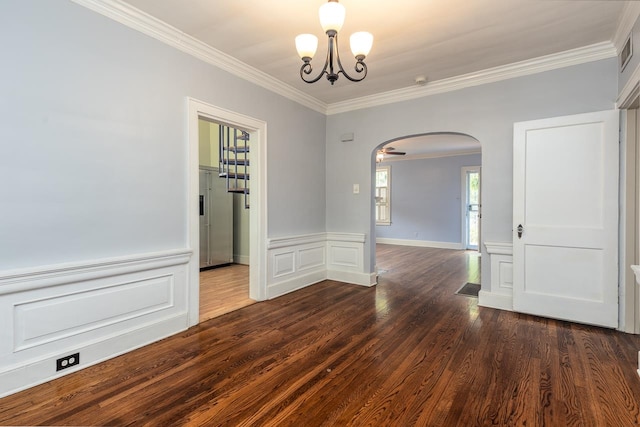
[[327, 42, 616, 115], [618, 62, 640, 109], [266, 232, 373, 297], [72, 0, 618, 116], [483, 241, 514, 256], [376, 237, 463, 250], [478, 241, 513, 311], [613, 2, 640, 53], [267, 234, 327, 298], [187, 98, 269, 325], [71, 0, 327, 114], [0, 249, 190, 294], [326, 232, 373, 286], [0, 249, 191, 398]]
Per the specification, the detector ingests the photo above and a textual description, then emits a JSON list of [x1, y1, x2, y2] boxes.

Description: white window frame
[[375, 166, 391, 225]]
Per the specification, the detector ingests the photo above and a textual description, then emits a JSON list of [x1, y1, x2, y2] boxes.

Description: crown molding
[[612, 2, 640, 53], [327, 42, 617, 115], [72, 0, 618, 117], [70, 0, 328, 114]]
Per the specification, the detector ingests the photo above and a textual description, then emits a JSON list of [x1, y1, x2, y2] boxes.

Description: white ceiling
[[124, 0, 629, 105]]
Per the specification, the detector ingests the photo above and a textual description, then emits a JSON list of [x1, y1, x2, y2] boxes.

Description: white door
[[513, 110, 619, 328]]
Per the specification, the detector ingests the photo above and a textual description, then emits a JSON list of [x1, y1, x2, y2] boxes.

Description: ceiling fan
[[379, 146, 406, 155], [376, 146, 406, 162]]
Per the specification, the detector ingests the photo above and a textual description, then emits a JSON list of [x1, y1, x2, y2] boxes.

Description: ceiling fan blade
[[385, 151, 406, 155]]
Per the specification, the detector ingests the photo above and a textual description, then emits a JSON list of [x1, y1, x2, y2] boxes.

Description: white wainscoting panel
[[267, 232, 373, 297], [272, 251, 296, 278], [330, 245, 360, 268], [479, 241, 514, 311], [327, 232, 374, 286], [0, 249, 191, 398], [14, 275, 174, 351], [267, 234, 327, 298], [299, 246, 325, 271]]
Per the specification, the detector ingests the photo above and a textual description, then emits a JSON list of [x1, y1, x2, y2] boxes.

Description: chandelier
[[295, 0, 373, 85]]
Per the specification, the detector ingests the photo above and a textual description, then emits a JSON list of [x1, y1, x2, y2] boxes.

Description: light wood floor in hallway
[[2, 245, 640, 426], [199, 264, 254, 323]]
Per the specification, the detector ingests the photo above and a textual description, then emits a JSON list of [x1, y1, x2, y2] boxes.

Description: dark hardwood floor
[[2, 244, 640, 426]]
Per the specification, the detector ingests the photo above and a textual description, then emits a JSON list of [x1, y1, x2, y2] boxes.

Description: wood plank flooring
[[2, 245, 640, 426], [199, 264, 254, 322]]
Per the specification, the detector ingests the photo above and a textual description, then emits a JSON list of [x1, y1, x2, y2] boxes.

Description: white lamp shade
[[350, 31, 373, 58], [295, 34, 318, 59], [319, 1, 345, 33]]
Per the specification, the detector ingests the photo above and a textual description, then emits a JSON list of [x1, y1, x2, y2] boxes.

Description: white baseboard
[[267, 270, 326, 299], [376, 237, 464, 250], [327, 271, 376, 287], [0, 249, 191, 398], [478, 290, 513, 311], [0, 310, 188, 399]]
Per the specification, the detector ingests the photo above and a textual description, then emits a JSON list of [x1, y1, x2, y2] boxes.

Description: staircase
[[218, 125, 250, 208]]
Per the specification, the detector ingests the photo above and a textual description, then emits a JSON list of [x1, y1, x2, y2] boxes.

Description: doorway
[[187, 98, 268, 327], [197, 119, 253, 322], [462, 166, 481, 250], [373, 132, 482, 256]]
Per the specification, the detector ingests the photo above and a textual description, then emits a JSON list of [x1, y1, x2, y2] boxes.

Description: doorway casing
[[187, 98, 267, 326]]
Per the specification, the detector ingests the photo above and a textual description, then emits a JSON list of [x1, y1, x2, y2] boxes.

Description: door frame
[[461, 166, 481, 250], [620, 106, 639, 333], [618, 79, 639, 334], [187, 98, 268, 327]]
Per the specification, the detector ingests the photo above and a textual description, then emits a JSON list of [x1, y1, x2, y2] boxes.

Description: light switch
[[353, 184, 360, 194]]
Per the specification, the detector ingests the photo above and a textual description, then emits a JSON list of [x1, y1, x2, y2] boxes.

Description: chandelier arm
[[300, 62, 325, 84], [334, 39, 367, 83], [300, 33, 334, 84], [340, 60, 368, 82]]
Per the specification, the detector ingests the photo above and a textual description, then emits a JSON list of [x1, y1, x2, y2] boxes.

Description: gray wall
[[376, 153, 481, 244], [326, 59, 618, 287], [0, 0, 326, 270]]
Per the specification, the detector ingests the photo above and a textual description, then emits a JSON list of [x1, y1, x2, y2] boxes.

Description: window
[[376, 166, 391, 225]]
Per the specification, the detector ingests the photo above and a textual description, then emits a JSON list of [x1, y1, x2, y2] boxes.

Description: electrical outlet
[[56, 353, 80, 371]]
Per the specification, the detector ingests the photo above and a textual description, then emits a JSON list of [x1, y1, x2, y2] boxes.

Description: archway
[[372, 132, 482, 280]]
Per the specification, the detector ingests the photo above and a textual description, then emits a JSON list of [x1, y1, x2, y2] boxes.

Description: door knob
[[517, 224, 524, 239]]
